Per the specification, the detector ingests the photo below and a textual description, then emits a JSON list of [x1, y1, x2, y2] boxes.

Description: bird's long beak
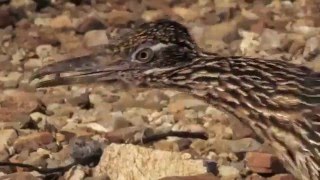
[[30, 53, 131, 88]]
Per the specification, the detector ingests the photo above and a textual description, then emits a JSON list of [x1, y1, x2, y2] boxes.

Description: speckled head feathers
[[116, 19, 197, 52]]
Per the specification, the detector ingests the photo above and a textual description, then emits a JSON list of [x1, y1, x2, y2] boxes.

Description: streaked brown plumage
[[31, 19, 320, 179]]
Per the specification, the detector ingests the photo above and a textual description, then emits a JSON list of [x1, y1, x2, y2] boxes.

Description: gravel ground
[[0, 0, 319, 179]]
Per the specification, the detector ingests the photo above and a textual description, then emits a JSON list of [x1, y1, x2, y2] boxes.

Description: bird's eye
[[135, 48, 154, 62]]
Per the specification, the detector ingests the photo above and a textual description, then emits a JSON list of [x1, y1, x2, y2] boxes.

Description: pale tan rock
[[0, 129, 17, 161], [35, 44, 54, 59], [172, 7, 199, 22], [50, 15, 73, 29], [142, 10, 165, 22], [94, 144, 208, 180], [105, 10, 136, 25], [270, 174, 295, 180], [64, 166, 86, 180], [260, 29, 284, 51], [168, 94, 208, 113], [241, 8, 260, 21], [1, 71, 22, 88], [84, 30, 109, 47], [0, 129, 18, 146], [10, 0, 35, 9], [11, 48, 26, 65], [239, 30, 260, 56]]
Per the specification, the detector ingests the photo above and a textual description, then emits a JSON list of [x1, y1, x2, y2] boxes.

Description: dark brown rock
[[76, 16, 106, 34], [0, 6, 15, 28]]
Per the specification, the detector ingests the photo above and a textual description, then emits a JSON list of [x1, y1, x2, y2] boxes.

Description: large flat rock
[[94, 144, 208, 180]]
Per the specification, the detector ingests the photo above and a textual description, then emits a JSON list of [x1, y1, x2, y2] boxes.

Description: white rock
[[34, 17, 51, 26], [94, 144, 208, 179], [50, 15, 73, 29], [239, 30, 260, 56], [218, 165, 240, 179]]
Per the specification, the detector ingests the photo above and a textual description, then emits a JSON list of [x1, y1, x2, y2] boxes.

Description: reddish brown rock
[[0, 172, 39, 180], [1, 90, 40, 114], [0, 91, 41, 124], [245, 152, 285, 174], [250, 20, 266, 34], [13, 132, 54, 152]]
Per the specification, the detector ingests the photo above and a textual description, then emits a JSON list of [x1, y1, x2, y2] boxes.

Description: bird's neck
[[145, 55, 320, 179], [145, 56, 314, 143]]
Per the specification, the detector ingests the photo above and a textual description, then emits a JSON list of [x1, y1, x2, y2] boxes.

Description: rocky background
[[0, 0, 319, 179]]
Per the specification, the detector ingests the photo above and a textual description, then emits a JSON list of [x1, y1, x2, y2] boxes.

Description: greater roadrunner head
[[31, 19, 203, 87], [31, 19, 320, 180]]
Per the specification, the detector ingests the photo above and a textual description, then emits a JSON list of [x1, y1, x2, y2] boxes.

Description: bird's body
[[147, 55, 320, 179], [31, 19, 320, 180]]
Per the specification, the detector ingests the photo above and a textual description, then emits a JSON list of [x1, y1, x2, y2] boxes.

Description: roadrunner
[[31, 19, 320, 179]]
